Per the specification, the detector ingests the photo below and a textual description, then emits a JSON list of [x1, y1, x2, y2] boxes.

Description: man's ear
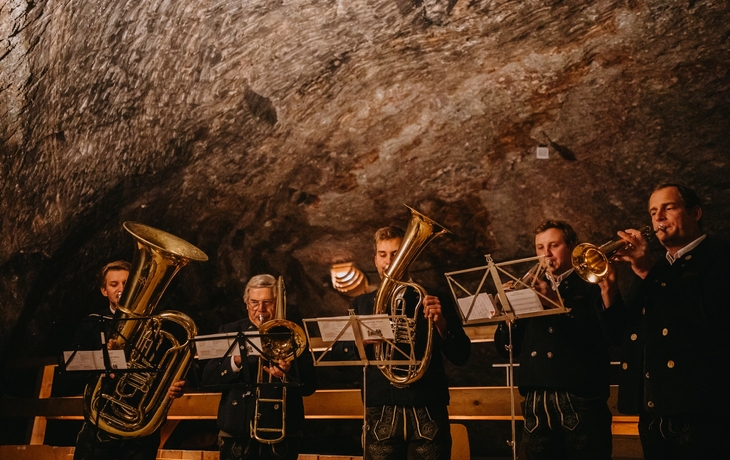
[[691, 205, 703, 223]]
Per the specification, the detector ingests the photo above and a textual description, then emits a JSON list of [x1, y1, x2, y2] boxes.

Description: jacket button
[[660, 282, 667, 287], [530, 351, 537, 357], [548, 327, 554, 333], [662, 328, 668, 336], [630, 333, 637, 341], [622, 363, 628, 370], [647, 401, 654, 408], [221, 370, 228, 376], [344, 347, 349, 353], [685, 254, 692, 260], [642, 308, 646, 315], [645, 372, 650, 379], [667, 360, 675, 368], [232, 400, 238, 406], [547, 352, 553, 358]]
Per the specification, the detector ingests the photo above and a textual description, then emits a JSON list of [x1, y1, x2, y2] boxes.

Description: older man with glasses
[[203, 274, 317, 460]]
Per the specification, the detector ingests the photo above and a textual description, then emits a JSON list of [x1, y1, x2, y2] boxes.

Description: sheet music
[[63, 349, 128, 371], [504, 289, 544, 314], [318, 315, 394, 342], [194, 332, 262, 360], [457, 293, 497, 321]]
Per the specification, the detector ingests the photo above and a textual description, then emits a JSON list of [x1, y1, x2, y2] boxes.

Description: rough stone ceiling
[[1, 0, 729, 360]]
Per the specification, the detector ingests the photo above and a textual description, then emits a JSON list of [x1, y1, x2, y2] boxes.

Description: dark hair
[[651, 183, 703, 230], [533, 220, 578, 248], [98, 260, 132, 288], [373, 226, 405, 251]]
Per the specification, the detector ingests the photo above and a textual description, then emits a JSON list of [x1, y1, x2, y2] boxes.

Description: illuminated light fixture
[[330, 262, 368, 297]]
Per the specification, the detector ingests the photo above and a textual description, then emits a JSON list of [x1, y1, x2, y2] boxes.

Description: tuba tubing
[[84, 222, 207, 438], [373, 206, 450, 387]]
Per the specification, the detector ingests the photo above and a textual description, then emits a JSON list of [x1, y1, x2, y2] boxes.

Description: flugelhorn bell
[[571, 225, 656, 284]]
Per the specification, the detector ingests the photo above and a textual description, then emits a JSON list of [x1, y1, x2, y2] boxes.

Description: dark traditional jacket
[[202, 318, 317, 438], [332, 288, 471, 408], [494, 271, 625, 399], [617, 237, 730, 415]]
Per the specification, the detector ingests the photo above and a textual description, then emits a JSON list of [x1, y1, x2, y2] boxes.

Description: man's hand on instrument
[[263, 359, 290, 379], [615, 228, 654, 279], [423, 295, 448, 336], [167, 380, 186, 399]]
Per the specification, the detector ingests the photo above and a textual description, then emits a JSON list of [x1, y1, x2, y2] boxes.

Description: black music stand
[[192, 330, 304, 391], [302, 311, 418, 457], [60, 315, 161, 374], [445, 254, 570, 460]]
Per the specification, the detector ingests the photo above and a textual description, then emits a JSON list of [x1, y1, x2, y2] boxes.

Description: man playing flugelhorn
[[494, 220, 625, 460], [203, 274, 317, 460], [332, 225, 470, 460]]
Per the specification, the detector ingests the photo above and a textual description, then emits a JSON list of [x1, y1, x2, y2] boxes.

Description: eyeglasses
[[247, 299, 275, 310]]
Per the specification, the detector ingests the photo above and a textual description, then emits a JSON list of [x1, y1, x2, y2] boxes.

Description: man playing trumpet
[[615, 184, 730, 459], [494, 220, 625, 460]]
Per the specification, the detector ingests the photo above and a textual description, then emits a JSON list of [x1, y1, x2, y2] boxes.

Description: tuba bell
[[84, 222, 208, 438], [572, 225, 659, 284], [373, 205, 450, 387], [252, 276, 307, 444]]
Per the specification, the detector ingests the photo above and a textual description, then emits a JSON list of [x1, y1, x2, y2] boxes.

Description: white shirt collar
[[666, 234, 706, 265], [546, 268, 573, 290]]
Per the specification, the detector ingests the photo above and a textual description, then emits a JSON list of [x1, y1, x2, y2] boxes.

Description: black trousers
[[73, 422, 160, 460], [364, 405, 452, 460], [520, 390, 612, 460], [219, 436, 302, 460], [639, 411, 727, 460]]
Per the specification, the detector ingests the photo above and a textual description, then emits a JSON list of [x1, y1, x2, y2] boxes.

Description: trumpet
[[571, 225, 662, 283], [506, 261, 547, 290]]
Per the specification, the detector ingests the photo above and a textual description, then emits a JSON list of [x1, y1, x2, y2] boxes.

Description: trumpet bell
[[571, 242, 612, 284]]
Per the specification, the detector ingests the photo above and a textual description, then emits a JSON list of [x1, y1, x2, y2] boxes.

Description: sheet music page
[[107, 350, 128, 369], [457, 293, 496, 321], [63, 351, 98, 371], [359, 315, 394, 340], [318, 315, 394, 342], [63, 349, 128, 370], [504, 289, 544, 315], [194, 332, 261, 359]]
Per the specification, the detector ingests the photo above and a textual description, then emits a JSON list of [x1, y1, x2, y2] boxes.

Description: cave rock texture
[[1, 0, 729, 364]]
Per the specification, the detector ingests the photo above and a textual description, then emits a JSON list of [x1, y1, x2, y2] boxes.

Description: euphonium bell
[[571, 225, 657, 284], [84, 222, 207, 438], [373, 206, 450, 387]]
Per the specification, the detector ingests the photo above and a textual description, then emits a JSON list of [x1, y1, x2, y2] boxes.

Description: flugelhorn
[[572, 225, 661, 284], [252, 276, 307, 444], [373, 205, 450, 387], [84, 222, 207, 438]]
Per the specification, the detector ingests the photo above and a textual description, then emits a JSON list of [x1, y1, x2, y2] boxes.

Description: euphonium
[[374, 206, 450, 387], [252, 276, 307, 444], [572, 225, 660, 284], [83, 222, 208, 438]]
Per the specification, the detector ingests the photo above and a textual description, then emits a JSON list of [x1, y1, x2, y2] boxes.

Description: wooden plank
[[29, 364, 57, 444], [0, 386, 638, 428]]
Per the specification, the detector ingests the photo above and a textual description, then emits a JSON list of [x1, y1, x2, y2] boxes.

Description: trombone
[[251, 277, 307, 444]]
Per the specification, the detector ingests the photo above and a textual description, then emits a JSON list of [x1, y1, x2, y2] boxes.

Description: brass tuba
[[84, 222, 208, 438], [373, 206, 450, 387], [252, 276, 307, 444]]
